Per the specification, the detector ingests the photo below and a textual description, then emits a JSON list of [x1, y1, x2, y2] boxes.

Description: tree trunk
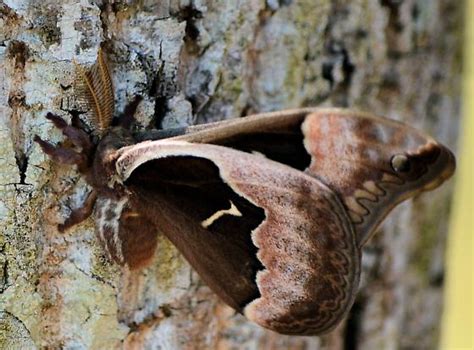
[[0, 0, 461, 349]]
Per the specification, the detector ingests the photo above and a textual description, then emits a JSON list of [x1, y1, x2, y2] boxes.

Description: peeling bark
[[0, 1, 461, 349]]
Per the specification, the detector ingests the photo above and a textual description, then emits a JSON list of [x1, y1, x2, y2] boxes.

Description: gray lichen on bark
[[0, 0, 461, 349]]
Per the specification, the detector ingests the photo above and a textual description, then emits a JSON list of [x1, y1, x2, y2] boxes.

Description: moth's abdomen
[[95, 196, 158, 269]]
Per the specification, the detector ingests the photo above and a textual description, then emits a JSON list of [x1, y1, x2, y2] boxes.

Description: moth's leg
[[117, 95, 143, 129], [58, 190, 98, 232], [34, 113, 94, 171], [71, 113, 91, 132], [45, 113, 93, 154], [35, 113, 97, 231], [34, 135, 87, 166]]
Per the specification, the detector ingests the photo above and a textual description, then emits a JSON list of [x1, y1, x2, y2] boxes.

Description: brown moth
[[34, 49, 455, 335]]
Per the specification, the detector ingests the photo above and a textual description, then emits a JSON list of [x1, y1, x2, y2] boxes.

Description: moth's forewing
[[115, 141, 359, 335], [157, 109, 455, 247], [300, 111, 455, 246], [135, 109, 313, 171]]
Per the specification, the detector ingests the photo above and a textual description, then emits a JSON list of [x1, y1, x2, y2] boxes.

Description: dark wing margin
[[115, 140, 359, 335]]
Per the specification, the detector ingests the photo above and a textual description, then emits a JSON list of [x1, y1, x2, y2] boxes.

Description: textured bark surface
[[0, 0, 461, 349]]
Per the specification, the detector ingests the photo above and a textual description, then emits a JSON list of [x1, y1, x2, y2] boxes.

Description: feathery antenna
[[75, 47, 115, 133]]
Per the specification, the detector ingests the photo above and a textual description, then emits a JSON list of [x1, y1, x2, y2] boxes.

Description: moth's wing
[[136, 108, 313, 171], [298, 111, 455, 246], [144, 108, 455, 247], [115, 140, 359, 335]]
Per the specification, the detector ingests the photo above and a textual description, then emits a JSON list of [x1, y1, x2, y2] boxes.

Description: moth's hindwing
[[115, 141, 360, 335]]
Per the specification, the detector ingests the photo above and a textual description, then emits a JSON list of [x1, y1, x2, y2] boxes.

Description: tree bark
[[0, 0, 461, 349]]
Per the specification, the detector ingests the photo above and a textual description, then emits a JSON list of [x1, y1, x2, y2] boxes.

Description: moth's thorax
[[91, 127, 136, 194]]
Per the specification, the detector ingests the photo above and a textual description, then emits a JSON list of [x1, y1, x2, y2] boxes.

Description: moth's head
[[303, 110, 456, 246]]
